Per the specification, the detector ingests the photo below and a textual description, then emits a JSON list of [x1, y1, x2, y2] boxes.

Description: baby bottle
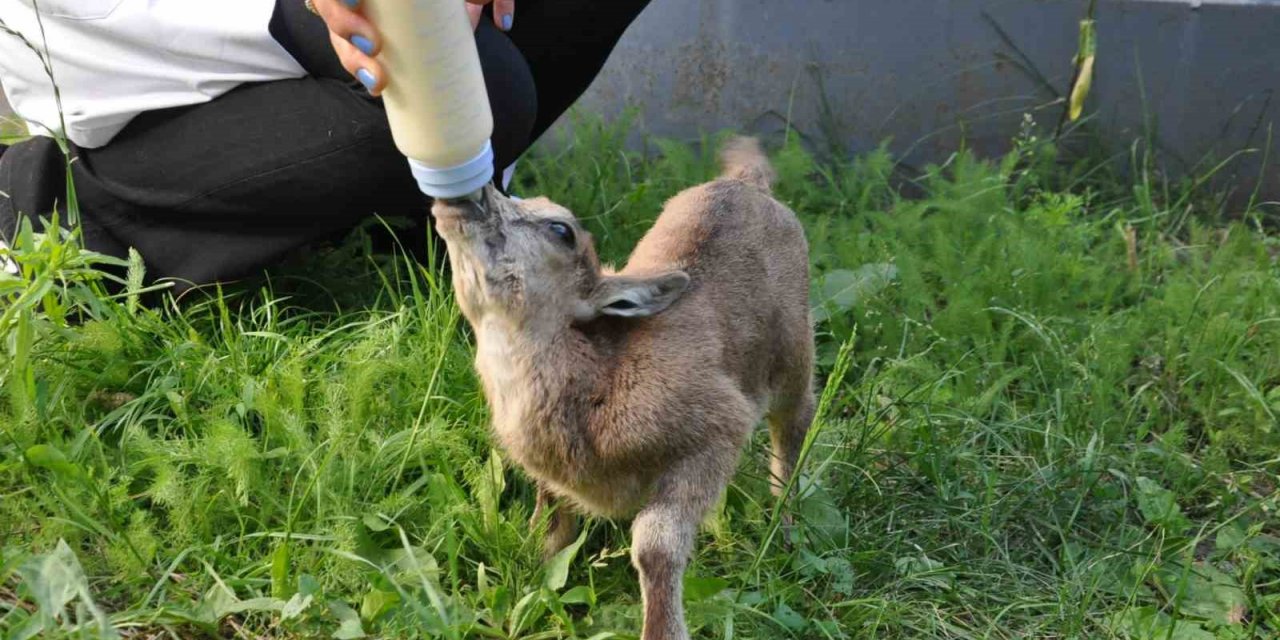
[[364, 0, 494, 200]]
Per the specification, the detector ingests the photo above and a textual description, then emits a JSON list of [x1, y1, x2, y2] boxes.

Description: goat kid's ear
[[583, 271, 690, 319]]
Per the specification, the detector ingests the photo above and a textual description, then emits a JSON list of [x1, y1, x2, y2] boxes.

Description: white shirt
[[0, 0, 305, 148]]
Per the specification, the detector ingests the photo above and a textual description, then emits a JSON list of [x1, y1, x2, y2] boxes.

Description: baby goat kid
[[432, 138, 814, 640]]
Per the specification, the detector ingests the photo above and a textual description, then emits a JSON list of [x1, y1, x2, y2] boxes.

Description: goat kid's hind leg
[[531, 484, 578, 560], [765, 387, 815, 547], [766, 388, 814, 500], [631, 452, 736, 640]]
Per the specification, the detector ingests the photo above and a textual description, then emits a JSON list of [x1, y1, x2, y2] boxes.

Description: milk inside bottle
[[364, 0, 494, 200]]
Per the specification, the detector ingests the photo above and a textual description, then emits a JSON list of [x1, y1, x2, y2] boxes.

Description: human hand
[[465, 0, 516, 33], [311, 0, 385, 95], [313, 0, 514, 97]]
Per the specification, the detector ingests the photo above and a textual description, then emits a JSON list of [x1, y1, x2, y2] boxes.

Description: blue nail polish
[[342, 0, 359, 7], [356, 68, 376, 92], [501, 14, 513, 30], [351, 34, 374, 55]]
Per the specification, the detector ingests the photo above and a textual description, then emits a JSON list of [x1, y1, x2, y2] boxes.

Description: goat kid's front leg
[[631, 504, 696, 640], [631, 455, 733, 640], [531, 484, 578, 560]]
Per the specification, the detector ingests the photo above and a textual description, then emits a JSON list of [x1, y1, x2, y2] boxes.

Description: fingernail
[[351, 34, 374, 55], [356, 68, 376, 92], [342, 0, 359, 7], [501, 13, 513, 31]]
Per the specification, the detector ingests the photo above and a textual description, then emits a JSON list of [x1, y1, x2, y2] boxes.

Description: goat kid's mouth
[[431, 198, 488, 227]]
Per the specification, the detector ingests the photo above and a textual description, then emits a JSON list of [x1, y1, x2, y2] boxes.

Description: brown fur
[[433, 137, 814, 640]]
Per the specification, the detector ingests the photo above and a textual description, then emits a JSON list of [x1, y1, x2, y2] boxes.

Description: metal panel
[[566, 0, 1280, 201]]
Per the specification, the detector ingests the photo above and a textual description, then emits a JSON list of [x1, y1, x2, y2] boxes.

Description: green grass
[[2, 114, 1278, 639]]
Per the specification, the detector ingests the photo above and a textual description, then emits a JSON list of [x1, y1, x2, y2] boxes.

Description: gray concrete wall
[[565, 0, 1280, 201]]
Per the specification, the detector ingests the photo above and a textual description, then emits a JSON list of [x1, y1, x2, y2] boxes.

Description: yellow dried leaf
[[1069, 55, 1094, 122]]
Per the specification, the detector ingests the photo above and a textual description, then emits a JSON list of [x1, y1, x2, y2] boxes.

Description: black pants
[[0, 0, 649, 290]]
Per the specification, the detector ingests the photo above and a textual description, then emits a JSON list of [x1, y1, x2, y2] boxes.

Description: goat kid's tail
[[719, 136, 776, 191]]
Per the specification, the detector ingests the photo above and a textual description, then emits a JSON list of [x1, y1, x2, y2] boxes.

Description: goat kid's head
[[432, 186, 689, 331]]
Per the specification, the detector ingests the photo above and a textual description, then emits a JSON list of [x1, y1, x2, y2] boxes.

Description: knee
[[631, 512, 691, 578], [633, 545, 680, 591], [0, 136, 65, 226], [476, 22, 537, 172], [543, 512, 579, 559]]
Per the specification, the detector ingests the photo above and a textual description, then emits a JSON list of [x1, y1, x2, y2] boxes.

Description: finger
[[312, 0, 363, 23], [491, 0, 514, 31], [330, 31, 387, 95], [315, 0, 381, 56], [466, 3, 483, 31]]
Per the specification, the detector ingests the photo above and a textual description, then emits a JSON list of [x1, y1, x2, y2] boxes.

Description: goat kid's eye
[[548, 221, 576, 246]]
